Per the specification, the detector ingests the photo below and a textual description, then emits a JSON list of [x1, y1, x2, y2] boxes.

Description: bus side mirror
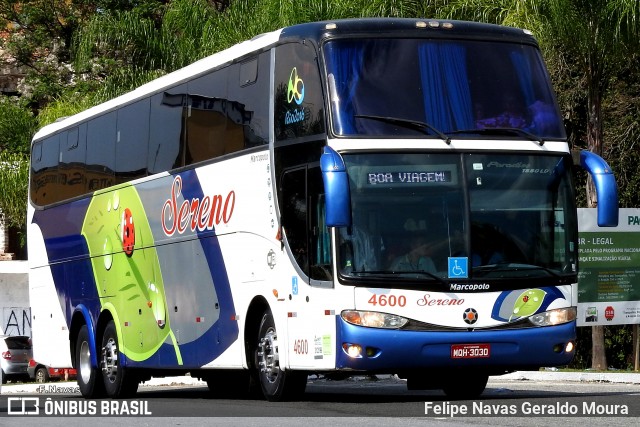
[[577, 150, 619, 227], [321, 146, 352, 227]]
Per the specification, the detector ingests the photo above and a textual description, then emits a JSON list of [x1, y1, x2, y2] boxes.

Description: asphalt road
[[1, 373, 639, 425]]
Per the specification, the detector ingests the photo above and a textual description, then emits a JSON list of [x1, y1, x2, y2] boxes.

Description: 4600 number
[[293, 339, 308, 354], [367, 294, 406, 307]]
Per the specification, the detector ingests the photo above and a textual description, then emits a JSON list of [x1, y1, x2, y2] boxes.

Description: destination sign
[[367, 170, 452, 185]]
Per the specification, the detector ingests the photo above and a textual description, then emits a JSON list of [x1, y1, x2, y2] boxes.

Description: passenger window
[[281, 168, 308, 274], [31, 135, 60, 205], [148, 85, 186, 174], [59, 124, 87, 200], [117, 99, 150, 182], [232, 53, 269, 148], [186, 66, 239, 164], [280, 166, 333, 281], [86, 112, 116, 192]]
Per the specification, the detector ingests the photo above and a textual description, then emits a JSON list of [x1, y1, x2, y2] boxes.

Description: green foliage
[[0, 151, 29, 233], [602, 53, 640, 208], [0, 98, 38, 154], [570, 325, 635, 370]]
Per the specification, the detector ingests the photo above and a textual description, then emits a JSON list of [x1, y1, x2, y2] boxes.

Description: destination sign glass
[[367, 170, 453, 185]]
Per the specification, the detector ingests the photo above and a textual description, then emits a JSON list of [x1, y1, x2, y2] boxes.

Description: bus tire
[[255, 309, 307, 401], [76, 324, 105, 398], [101, 320, 139, 398], [441, 373, 488, 400]]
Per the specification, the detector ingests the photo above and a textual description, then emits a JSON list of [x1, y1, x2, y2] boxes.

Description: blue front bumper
[[336, 316, 576, 372]]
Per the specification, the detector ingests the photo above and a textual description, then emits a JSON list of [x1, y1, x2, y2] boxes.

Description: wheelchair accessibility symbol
[[448, 257, 468, 279]]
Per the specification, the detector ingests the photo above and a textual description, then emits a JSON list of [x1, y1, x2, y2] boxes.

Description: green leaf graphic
[[510, 289, 546, 321]]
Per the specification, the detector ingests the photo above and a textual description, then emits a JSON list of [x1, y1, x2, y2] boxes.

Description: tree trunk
[[587, 61, 608, 371], [591, 325, 607, 370]]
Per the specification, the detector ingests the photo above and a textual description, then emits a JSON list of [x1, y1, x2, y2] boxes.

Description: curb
[[1, 371, 639, 394], [500, 370, 640, 384]]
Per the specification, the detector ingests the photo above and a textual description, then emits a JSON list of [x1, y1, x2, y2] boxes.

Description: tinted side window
[[185, 67, 233, 164], [31, 135, 59, 206], [148, 85, 186, 174], [87, 111, 116, 192], [280, 165, 333, 281], [59, 124, 86, 200], [230, 53, 270, 147], [274, 42, 325, 140], [281, 168, 308, 274], [117, 99, 150, 182]]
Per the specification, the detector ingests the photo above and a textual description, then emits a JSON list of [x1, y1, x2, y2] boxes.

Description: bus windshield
[[324, 38, 565, 140], [337, 153, 578, 285]]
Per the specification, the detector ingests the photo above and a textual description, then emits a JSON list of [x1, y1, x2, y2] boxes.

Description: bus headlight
[[528, 307, 577, 327], [341, 310, 408, 329]]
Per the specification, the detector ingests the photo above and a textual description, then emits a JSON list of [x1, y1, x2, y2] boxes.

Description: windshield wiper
[[449, 127, 545, 146], [387, 269, 447, 284], [354, 114, 451, 144], [473, 263, 560, 277], [353, 269, 447, 285]]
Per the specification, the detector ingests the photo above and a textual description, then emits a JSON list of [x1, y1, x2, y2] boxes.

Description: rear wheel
[[254, 309, 307, 401], [76, 324, 105, 398], [101, 320, 139, 398], [35, 366, 49, 383]]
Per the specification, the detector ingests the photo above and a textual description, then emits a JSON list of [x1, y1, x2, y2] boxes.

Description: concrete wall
[[0, 260, 30, 336]]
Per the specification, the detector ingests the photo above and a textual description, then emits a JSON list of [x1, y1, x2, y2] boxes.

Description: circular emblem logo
[[463, 307, 478, 325], [287, 67, 305, 105]]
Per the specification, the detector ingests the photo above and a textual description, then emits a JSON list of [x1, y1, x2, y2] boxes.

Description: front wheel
[[76, 325, 105, 398], [254, 309, 307, 401], [101, 320, 139, 398]]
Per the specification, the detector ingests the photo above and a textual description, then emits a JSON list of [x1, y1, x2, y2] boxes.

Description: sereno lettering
[[417, 293, 464, 306], [162, 175, 235, 237]]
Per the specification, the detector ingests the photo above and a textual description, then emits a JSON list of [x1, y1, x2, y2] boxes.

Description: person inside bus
[[475, 94, 527, 129], [389, 234, 437, 273]]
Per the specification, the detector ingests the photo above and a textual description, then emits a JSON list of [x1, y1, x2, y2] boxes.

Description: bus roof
[[280, 18, 537, 45], [32, 18, 537, 143]]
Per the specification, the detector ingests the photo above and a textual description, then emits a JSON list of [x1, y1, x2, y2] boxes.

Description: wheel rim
[[79, 340, 92, 384], [36, 369, 45, 383], [102, 337, 118, 384], [257, 327, 279, 384]]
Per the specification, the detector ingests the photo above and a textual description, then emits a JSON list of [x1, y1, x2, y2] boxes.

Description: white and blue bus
[[28, 18, 618, 401]]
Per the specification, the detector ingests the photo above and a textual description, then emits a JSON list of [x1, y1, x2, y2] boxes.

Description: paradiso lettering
[[161, 175, 236, 237]]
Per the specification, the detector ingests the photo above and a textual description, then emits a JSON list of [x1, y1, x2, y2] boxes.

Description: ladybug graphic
[[122, 207, 135, 256]]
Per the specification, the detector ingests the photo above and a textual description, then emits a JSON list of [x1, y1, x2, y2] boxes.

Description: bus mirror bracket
[[321, 146, 352, 227], [577, 150, 619, 227]]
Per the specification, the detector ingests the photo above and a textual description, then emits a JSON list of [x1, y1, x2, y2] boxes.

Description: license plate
[[451, 343, 490, 359]]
